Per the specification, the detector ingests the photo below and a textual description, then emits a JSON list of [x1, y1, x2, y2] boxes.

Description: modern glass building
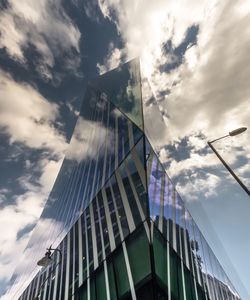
[[9, 59, 240, 300]]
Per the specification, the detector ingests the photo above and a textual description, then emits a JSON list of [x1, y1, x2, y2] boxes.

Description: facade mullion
[[102, 188, 116, 251], [115, 170, 136, 233]]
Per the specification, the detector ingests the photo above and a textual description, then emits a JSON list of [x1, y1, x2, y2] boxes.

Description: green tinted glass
[[153, 229, 168, 289], [79, 283, 88, 300], [197, 285, 207, 300], [107, 262, 118, 300], [127, 228, 151, 285], [90, 278, 96, 300], [177, 260, 184, 300], [184, 268, 195, 300], [96, 267, 106, 300], [113, 248, 130, 298], [170, 249, 179, 299]]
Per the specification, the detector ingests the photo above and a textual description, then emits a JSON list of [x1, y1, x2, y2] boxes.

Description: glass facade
[[12, 59, 240, 300]]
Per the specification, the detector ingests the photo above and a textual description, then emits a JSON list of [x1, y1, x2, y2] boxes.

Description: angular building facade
[[12, 59, 240, 300]]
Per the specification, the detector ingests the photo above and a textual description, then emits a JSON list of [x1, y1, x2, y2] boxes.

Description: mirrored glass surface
[[8, 59, 144, 299]]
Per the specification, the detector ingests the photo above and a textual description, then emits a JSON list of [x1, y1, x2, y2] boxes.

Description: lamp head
[[229, 127, 247, 136], [37, 250, 53, 267]]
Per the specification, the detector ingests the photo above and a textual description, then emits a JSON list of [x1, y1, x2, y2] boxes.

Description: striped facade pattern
[[16, 59, 241, 300], [147, 149, 240, 300], [20, 137, 149, 300], [8, 59, 144, 299], [19, 136, 240, 300]]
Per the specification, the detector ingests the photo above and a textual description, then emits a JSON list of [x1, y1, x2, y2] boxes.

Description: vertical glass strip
[[78, 217, 83, 287], [102, 188, 116, 251], [122, 242, 137, 300], [52, 252, 60, 300], [89, 202, 98, 270], [172, 189, 177, 252], [71, 225, 76, 298], [115, 170, 136, 233], [158, 172, 165, 233], [115, 114, 119, 169], [34, 272, 41, 300], [42, 268, 49, 300], [131, 147, 146, 190], [64, 232, 70, 300]]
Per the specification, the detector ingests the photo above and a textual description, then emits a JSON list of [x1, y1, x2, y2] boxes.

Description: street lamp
[[208, 127, 250, 197], [37, 246, 62, 267], [34, 246, 62, 299]]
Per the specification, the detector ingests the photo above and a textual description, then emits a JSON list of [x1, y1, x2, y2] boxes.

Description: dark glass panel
[[78, 282, 88, 300], [113, 248, 130, 298], [153, 229, 168, 290], [107, 262, 118, 300], [184, 267, 195, 300], [90, 278, 96, 300], [135, 281, 154, 300], [197, 285, 207, 300], [95, 267, 107, 300], [170, 248, 179, 300], [126, 227, 151, 286], [177, 259, 184, 300]]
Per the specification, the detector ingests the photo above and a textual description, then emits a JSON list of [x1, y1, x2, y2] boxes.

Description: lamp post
[[208, 127, 250, 197], [34, 246, 62, 299]]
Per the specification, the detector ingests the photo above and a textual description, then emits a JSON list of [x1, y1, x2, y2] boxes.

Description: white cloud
[[97, 0, 250, 196], [0, 0, 81, 79], [0, 70, 67, 154], [67, 116, 114, 162], [96, 4, 250, 296], [0, 189, 9, 204], [38, 158, 64, 194], [1, 217, 66, 300], [0, 193, 43, 283], [0, 70, 65, 294], [66, 102, 80, 117], [176, 173, 220, 201], [0, 155, 63, 297], [97, 44, 123, 74], [97, 0, 250, 136]]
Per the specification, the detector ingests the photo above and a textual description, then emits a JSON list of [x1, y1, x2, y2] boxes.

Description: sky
[[0, 0, 250, 299]]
